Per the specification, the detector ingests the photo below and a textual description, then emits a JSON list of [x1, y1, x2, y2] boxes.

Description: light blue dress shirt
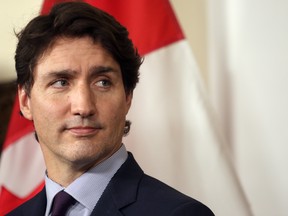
[[44, 145, 128, 216]]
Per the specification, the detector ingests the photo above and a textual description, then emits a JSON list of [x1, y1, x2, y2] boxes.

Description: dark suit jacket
[[7, 153, 214, 216]]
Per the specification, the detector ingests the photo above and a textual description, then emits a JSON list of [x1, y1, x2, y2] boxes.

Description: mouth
[[67, 126, 102, 137]]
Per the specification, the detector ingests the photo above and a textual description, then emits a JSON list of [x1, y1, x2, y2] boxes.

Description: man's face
[[19, 37, 132, 172]]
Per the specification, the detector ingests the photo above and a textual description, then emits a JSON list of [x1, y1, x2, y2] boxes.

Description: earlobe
[[18, 86, 33, 120]]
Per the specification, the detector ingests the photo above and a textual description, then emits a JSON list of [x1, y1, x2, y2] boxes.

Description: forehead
[[34, 36, 120, 75]]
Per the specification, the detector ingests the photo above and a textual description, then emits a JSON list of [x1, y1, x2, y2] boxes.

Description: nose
[[70, 83, 96, 118]]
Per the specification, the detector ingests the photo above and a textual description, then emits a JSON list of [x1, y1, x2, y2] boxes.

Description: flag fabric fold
[[0, 0, 252, 215], [0, 97, 45, 215]]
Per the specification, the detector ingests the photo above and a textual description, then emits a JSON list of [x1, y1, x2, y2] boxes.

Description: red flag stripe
[[2, 96, 34, 150], [41, 0, 184, 56]]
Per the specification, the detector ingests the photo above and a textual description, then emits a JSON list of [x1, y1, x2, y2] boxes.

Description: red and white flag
[[0, 98, 45, 215], [0, 1, 253, 215]]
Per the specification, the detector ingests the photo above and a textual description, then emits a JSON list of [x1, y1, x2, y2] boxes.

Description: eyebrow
[[43, 66, 118, 80], [89, 66, 117, 76], [42, 70, 75, 80]]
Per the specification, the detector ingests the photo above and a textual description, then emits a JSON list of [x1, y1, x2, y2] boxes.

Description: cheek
[[102, 98, 128, 127], [30, 98, 66, 128]]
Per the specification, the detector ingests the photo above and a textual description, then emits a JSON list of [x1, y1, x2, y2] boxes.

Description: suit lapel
[[90, 153, 144, 216]]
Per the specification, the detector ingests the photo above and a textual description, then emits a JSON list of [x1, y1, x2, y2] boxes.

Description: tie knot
[[51, 190, 76, 216]]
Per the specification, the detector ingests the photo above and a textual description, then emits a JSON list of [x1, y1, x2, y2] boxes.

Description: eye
[[51, 79, 69, 88], [96, 79, 112, 88]]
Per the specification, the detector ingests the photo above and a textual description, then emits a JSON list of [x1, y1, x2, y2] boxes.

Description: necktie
[[51, 190, 76, 216]]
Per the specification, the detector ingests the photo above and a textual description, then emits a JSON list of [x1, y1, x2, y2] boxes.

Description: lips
[[67, 126, 101, 136]]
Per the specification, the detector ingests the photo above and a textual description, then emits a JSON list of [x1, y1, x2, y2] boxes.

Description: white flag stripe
[[126, 40, 252, 216], [0, 133, 45, 198]]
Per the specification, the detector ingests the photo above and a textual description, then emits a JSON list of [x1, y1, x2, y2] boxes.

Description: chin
[[66, 147, 106, 168]]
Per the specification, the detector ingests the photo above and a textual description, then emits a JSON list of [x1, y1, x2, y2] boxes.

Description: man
[[8, 2, 214, 216]]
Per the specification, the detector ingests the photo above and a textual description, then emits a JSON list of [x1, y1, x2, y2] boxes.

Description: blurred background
[[1, 0, 288, 215]]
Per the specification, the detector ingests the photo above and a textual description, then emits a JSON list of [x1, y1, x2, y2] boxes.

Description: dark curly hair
[[15, 1, 142, 95]]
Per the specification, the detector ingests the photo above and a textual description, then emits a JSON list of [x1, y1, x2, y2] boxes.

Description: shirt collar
[[45, 145, 128, 213]]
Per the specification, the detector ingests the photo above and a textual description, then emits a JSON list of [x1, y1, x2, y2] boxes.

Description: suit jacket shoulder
[[6, 153, 214, 216], [6, 188, 46, 216], [91, 152, 214, 216]]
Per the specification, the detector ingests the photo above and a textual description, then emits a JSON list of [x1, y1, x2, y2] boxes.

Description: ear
[[125, 92, 133, 114], [18, 86, 33, 120]]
